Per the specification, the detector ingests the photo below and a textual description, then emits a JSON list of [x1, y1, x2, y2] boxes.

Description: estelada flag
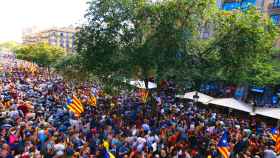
[[217, 131, 230, 158], [273, 128, 280, 154], [29, 63, 38, 74], [66, 95, 84, 115], [271, 128, 278, 142], [139, 89, 149, 103], [88, 95, 97, 106], [103, 140, 115, 158], [276, 135, 280, 154]]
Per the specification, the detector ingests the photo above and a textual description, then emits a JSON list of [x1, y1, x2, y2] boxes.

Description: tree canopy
[[14, 43, 66, 67], [77, 0, 217, 86], [0, 41, 19, 52], [204, 9, 280, 86], [75, 0, 279, 89]]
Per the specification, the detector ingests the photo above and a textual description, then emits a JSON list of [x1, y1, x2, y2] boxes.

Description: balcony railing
[[268, 2, 280, 15], [222, 0, 256, 11], [271, 14, 280, 25], [223, 0, 241, 3], [272, 0, 280, 8]]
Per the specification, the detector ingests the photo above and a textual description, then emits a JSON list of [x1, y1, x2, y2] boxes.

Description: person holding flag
[[270, 128, 280, 155], [217, 131, 230, 158], [88, 94, 97, 107], [103, 140, 115, 158], [275, 137, 280, 156], [139, 89, 149, 103], [66, 95, 84, 116], [271, 128, 279, 142], [29, 63, 38, 74], [156, 96, 162, 106]]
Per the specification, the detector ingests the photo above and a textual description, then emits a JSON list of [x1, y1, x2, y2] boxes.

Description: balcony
[[271, 14, 280, 25], [268, 2, 280, 15], [271, 0, 280, 8], [223, 0, 241, 2], [222, 0, 256, 11]]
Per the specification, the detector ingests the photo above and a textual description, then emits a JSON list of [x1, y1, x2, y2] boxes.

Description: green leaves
[[205, 8, 280, 86], [0, 41, 18, 52], [77, 0, 216, 82], [75, 0, 280, 90], [14, 43, 66, 67]]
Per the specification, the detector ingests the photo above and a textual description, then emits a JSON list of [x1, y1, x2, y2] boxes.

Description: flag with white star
[[217, 131, 230, 158]]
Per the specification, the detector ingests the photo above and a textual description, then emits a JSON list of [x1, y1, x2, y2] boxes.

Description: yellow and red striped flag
[[66, 95, 84, 116], [217, 131, 230, 158], [271, 128, 278, 142], [271, 128, 280, 154], [139, 90, 149, 103], [88, 95, 97, 106], [30, 63, 38, 74], [276, 135, 280, 154]]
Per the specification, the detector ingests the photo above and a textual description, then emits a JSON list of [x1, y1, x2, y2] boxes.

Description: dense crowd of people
[[0, 58, 280, 158]]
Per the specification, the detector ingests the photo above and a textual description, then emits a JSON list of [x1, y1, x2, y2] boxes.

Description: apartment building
[[220, 0, 280, 24], [266, 0, 280, 24], [222, 0, 264, 10], [218, 0, 280, 46], [22, 26, 77, 53]]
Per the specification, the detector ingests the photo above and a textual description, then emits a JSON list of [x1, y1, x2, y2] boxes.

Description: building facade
[[266, 0, 280, 24], [199, 0, 280, 45], [218, 0, 280, 46], [222, 0, 264, 11], [219, 0, 280, 23], [22, 26, 77, 52]]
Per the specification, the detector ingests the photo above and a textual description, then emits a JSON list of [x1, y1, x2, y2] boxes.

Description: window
[[271, 15, 280, 25], [66, 40, 70, 48], [223, 0, 256, 11], [273, 0, 280, 8], [217, 0, 223, 9], [72, 36, 75, 44], [66, 33, 69, 42], [241, 0, 256, 10], [48, 38, 57, 45], [202, 32, 210, 39], [223, 2, 240, 10]]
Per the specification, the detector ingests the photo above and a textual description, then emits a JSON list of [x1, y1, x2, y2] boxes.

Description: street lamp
[[250, 86, 262, 116], [249, 100, 256, 116], [193, 91, 199, 106]]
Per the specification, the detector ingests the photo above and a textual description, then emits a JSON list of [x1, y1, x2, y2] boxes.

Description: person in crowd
[[0, 59, 279, 158]]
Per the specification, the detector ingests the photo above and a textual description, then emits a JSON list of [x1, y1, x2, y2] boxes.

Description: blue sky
[[0, 0, 88, 42]]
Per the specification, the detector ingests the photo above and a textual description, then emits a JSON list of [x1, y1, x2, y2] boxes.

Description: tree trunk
[[144, 78, 149, 90], [142, 78, 149, 118], [47, 66, 51, 81], [144, 78, 158, 118]]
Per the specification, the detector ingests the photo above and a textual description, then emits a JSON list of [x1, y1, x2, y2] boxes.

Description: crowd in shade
[[1, 59, 280, 158]]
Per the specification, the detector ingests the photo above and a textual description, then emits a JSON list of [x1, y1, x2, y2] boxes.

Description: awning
[[208, 98, 252, 113], [129, 80, 157, 89], [178, 91, 280, 120], [255, 108, 280, 120], [175, 94, 184, 98], [180, 91, 214, 104]]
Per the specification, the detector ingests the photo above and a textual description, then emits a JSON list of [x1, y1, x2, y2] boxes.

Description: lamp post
[[228, 108, 233, 117], [193, 91, 199, 106], [249, 100, 256, 116]]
